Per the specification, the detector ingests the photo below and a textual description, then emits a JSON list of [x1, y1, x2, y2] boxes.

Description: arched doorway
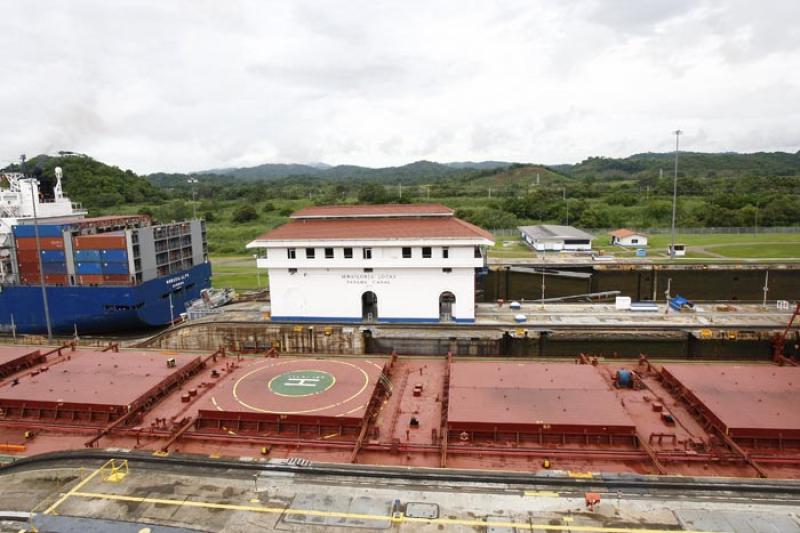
[[362, 291, 378, 321], [439, 291, 456, 322]]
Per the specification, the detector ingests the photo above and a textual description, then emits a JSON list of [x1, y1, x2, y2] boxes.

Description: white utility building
[[609, 229, 648, 247], [247, 204, 494, 323], [518, 224, 595, 252]]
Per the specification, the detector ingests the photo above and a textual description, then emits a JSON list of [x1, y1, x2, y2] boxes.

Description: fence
[[491, 226, 800, 237]]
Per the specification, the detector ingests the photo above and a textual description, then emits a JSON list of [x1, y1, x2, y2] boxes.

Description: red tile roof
[[608, 228, 646, 238], [291, 203, 453, 219], [251, 216, 494, 242]]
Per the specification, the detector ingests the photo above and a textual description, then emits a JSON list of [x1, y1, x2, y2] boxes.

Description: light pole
[[25, 157, 53, 341], [669, 130, 682, 259], [187, 177, 198, 219], [253, 254, 261, 289]]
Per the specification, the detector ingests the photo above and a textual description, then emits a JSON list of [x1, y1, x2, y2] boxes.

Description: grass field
[[493, 231, 800, 260], [210, 256, 265, 291]]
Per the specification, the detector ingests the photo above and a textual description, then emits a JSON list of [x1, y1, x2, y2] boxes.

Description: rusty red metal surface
[[0, 347, 44, 379], [196, 358, 386, 433], [661, 364, 800, 441], [0, 350, 200, 424], [1, 347, 799, 479], [447, 362, 636, 435]]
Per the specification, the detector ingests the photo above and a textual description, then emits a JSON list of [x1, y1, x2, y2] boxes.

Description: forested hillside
[[2, 154, 164, 208], [5, 150, 800, 254]]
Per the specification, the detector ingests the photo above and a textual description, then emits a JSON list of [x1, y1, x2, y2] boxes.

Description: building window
[[402, 247, 412, 258], [305, 248, 315, 259], [364, 268, 373, 273], [287, 248, 296, 259], [474, 246, 482, 258], [631, 239, 638, 244], [422, 247, 432, 258], [442, 247, 449, 259], [344, 247, 353, 259], [325, 247, 334, 259], [289, 268, 297, 275], [442, 268, 452, 273], [363, 247, 372, 259]]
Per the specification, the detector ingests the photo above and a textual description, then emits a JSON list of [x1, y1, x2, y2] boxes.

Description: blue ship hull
[[0, 263, 212, 334]]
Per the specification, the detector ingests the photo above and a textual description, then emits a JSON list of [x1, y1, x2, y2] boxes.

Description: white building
[[608, 229, 648, 247], [247, 204, 494, 323], [518, 224, 594, 252]]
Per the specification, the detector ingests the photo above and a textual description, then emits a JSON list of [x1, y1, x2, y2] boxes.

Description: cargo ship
[[0, 167, 211, 334]]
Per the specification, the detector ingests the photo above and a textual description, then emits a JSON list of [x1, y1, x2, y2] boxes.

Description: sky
[[0, 0, 799, 174]]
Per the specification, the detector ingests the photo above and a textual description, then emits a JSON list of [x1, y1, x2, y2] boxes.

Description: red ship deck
[[661, 363, 800, 441], [0, 347, 44, 379], [447, 362, 636, 436], [196, 357, 386, 435], [0, 349, 200, 424], [1, 346, 800, 479]]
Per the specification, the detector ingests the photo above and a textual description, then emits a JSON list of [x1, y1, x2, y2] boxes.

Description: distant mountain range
[[191, 160, 514, 181]]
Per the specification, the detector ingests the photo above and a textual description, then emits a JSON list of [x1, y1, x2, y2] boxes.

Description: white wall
[[616, 235, 648, 246], [532, 240, 592, 251], [267, 266, 476, 322]]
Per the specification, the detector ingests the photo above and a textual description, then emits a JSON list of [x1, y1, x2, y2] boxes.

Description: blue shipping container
[[42, 261, 67, 274], [13, 225, 63, 238], [102, 262, 129, 275], [101, 249, 128, 262], [40, 250, 66, 262], [75, 249, 102, 262], [76, 262, 103, 275]]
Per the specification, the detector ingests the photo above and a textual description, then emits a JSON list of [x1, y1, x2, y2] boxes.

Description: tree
[[357, 183, 390, 204], [231, 204, 259, 223]]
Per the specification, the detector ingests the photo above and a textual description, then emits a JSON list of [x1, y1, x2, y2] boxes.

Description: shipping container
[[16, 237, 65, 250], [12, 224, 63, 238], [40, 249, 66, 263], [77, 274, 105, 285], [73, 234, 126, 250], [17, 262, 41, 275], [75, 249, 101, 262], [44, 274, 68, 285], [16, 250, 39, 263], [42, 262, 67, 274], [100, 249, 128, 262], [76, 262, 103, 275], [102, 274, 131, 285], [102, 262, 129, 275]]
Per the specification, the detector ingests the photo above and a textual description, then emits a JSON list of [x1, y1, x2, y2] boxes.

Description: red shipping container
[[74, 234, 127, 250], [77, 274, 105, 285], [16, 250, 39, 263], [16, 237, 65, 250], [17, 262, 40, 275], [20, 274, 40, 284], [102, 274, 131, 285], [44, 274, 68, 285]]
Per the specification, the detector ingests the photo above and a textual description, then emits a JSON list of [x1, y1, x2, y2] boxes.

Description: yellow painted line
[[523, 490, 560, 497], [43, 460, 109, 515], [69, 490, 725, 533], [568, 471, 594, 479]]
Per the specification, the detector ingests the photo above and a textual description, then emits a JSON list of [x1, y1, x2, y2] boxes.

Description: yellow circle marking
[[232, 359, 370, 415]]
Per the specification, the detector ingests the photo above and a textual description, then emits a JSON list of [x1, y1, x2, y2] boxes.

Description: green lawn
[[490, 231, 800, 260], [210, 255, 266, 291]]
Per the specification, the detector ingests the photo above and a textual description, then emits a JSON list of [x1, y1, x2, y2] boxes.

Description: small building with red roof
[[247, 204, 494, 323], [608, 229, 648, 247]]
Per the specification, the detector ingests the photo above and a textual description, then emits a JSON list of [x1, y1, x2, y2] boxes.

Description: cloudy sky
[[1, 0, 798, 173]]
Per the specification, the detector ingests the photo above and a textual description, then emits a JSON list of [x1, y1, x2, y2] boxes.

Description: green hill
[[3, 154, 164, 209]]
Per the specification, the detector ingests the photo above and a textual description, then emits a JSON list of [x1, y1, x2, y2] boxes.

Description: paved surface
[[1, 459, 800, 532]]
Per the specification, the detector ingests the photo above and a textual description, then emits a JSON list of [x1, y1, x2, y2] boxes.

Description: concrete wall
[[267, 266, 477, 322]]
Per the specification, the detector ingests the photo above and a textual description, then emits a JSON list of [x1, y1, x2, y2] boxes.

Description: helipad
[[196, 357, 387, 436]]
